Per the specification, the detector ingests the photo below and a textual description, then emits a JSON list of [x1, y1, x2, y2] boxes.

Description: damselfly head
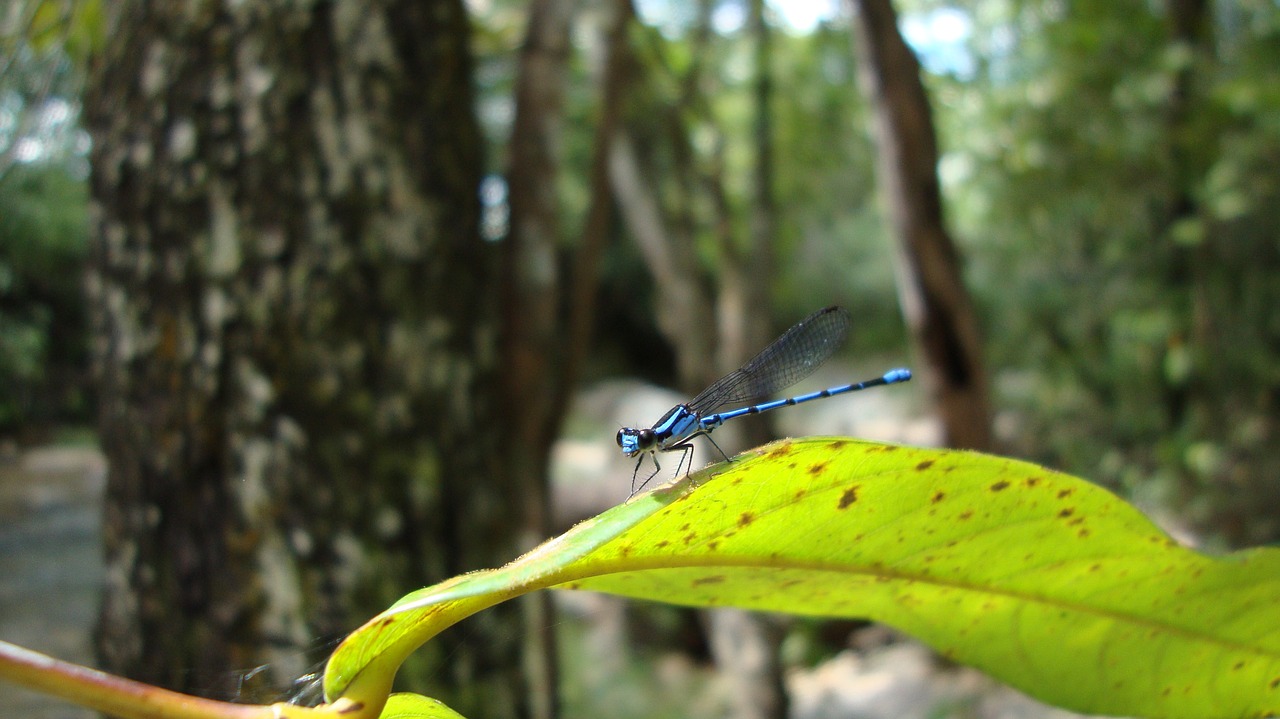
[[616, 427, 655, 457]]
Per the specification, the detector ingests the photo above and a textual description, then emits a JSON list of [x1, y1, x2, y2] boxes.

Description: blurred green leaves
[[941, 0, 1280, 543], [0, 163, 89, 430]]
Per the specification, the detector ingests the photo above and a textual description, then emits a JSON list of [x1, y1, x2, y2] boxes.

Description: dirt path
[[0, 445, 104, 719]]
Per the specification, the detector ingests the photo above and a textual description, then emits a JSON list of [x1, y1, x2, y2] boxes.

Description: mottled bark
[[850, 0, 993, 450], [85, 1, 522, 714]]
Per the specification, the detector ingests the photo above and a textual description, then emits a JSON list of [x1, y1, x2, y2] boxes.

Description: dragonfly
[[617, 306, 911, 493]]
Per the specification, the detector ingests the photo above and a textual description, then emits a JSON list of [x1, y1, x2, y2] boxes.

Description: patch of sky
[[635, 0, 975, 78], [900, 7, 975, 78], [479, 174, 509, 242]]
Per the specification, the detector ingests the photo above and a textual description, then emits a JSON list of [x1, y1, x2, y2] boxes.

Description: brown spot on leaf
[[1270, 675, 1280, 690], [808, 461, 830, 476], [1057, 488, 1074, 499], [1059, 507, 1075, 518], [990, 480, 1010, 492], [767, 443, 793, 459], [655, 540, 669, 549], [828, 439, 848, 450], [916, 459, 935, 471], [794, 488, 807, 499], [1025, 476, 1042, 487], [739, 511, 755, 527], [931, 491, 946, 504], [958, 509, 973, 520], [1234, 661, 1246, 671], [707, 540, 720, 551], [693, 575, 725, 586], [1077, 528, 1091, 538], [838, 486, 859, 509]]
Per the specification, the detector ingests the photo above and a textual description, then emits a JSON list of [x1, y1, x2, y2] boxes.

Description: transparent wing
[[687, 306, 851, 417]]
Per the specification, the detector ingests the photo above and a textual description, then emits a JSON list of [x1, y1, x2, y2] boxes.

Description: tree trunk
[[85, 2, 523, 715], [849, 0, 993, 450], [610, 129, 717, 389], [502, 0, 577, 716], [706, 4, 788, 719], [717, 0, 779, 441], [1156, 0, 1211, 433]]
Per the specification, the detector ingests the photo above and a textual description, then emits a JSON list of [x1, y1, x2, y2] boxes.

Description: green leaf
[[378, 694, 467, 719], [323, 438, 1280, 719], [26, 0, 104, 59]]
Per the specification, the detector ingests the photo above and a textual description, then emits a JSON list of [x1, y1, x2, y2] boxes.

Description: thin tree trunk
[[559, 0, 634, 406], [504, 0, 574, 488], [717, 0, 778, 436], [849, 0, 993, 450], [1158, 0, 1211, 431], [609, 129, 716, 389], [85, 1, 523, 714], [502, 0, 577, 716], [706, 4, 788, 719]]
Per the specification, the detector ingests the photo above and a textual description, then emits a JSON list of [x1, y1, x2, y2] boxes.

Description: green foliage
[[941, 0, 1280, 544], [0, 163, 90, 432], [560, 0, 1280, 545], [27, 0, 105, 60], [322, 440, 1280, 719], [468, 9, 905, 361], [471, 0, 1280, 544]]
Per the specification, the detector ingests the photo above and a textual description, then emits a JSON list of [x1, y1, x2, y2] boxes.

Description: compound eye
[[615, 429, 627, 447]]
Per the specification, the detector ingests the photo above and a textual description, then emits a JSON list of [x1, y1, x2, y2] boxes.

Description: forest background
[[1, 0, 1278, 717]]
